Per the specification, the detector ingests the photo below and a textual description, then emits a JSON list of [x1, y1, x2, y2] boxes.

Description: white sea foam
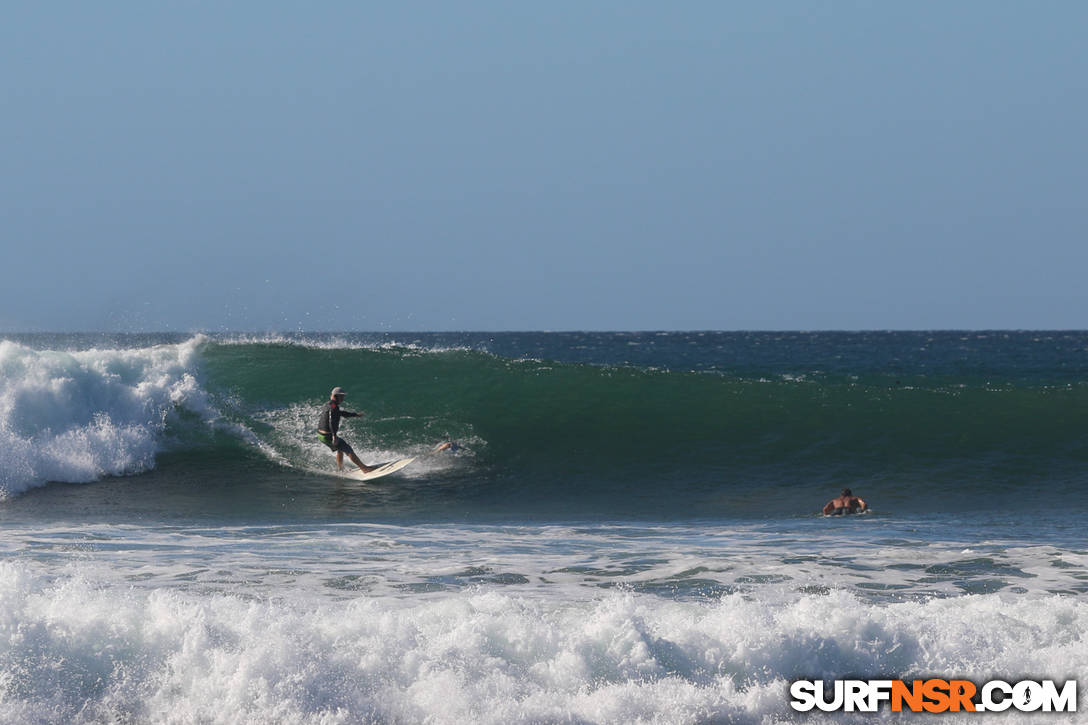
[[0, 555, 1084, 725], [1, 521, 1085, 723], [0, 338, 225, 498]]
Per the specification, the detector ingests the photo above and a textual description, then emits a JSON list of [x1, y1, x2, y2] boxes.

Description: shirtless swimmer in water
[[822, 488, 869, 515]]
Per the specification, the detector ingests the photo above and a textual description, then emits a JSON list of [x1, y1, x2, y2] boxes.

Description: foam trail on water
[[0, 338, 219, 498]]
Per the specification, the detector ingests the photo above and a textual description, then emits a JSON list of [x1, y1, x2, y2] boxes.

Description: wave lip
[[0, 338, 208, 498]]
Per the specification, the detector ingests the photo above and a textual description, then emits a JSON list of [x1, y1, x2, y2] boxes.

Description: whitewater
[[1, 332, 1086, 723]]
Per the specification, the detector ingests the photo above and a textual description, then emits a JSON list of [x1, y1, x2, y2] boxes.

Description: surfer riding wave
[[317, 387, 377, 474]]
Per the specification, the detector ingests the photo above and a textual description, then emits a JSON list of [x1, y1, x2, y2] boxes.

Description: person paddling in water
[[823, 488, 868, 515], [318, 387, 377, 473]]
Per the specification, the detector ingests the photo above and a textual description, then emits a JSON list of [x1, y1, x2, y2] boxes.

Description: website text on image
[[790, 679, 1078, 714]]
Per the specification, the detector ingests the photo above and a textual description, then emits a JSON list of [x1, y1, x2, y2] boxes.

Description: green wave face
[[6, 333, 1085, 517], [196, 340, 1088, 515]]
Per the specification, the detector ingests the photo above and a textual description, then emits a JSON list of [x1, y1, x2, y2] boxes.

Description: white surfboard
[[343, 457, 415, 481]]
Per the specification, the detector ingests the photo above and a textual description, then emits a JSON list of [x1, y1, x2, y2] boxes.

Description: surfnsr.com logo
[[790, 679, 1077, 713]]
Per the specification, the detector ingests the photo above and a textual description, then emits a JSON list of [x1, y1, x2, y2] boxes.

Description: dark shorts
[[317, 433, 354, 455]]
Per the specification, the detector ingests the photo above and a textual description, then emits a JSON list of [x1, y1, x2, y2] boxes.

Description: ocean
[[0, 331, 1085, 723]]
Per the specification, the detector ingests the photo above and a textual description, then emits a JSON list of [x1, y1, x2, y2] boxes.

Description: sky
[[2, 2, 1086, 331]]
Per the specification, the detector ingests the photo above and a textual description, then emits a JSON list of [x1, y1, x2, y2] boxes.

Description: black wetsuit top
[[318, 400, 359, 436]]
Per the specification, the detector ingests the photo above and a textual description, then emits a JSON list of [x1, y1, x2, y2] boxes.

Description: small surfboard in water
[[343, 457, 415, 481]]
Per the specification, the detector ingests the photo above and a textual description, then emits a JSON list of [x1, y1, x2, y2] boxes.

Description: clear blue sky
[[2, 2, 1085, 331]]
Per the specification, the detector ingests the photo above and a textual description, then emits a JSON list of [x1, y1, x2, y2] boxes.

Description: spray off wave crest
[[0, 338, 220, 498]]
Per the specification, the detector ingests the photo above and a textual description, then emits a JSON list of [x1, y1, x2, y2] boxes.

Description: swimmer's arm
[[822, 501, 835, 515]]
